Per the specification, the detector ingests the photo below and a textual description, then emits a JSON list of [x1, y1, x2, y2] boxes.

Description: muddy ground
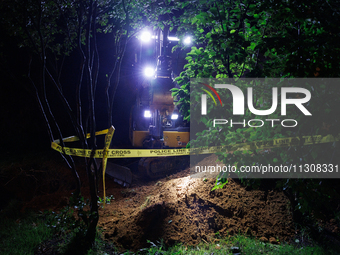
[[99, 175, 295, 250], [1, 152, 332, 252]]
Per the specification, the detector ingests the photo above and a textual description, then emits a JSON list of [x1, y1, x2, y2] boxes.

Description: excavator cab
[[129, 27, 190, 178], [99, 27, 190, 186], [130, 27, 189, 151]]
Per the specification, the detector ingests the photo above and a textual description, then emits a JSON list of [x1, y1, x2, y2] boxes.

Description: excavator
[[104, 27, 190, 186]]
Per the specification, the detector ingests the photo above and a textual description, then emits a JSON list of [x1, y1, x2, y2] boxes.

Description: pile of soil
[[98, 155, 296, 251], [1, 153, 299, 251]]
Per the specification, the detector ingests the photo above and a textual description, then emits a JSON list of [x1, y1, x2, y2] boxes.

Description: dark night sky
[[0, 23, 189, 158], [0, 31, 141, 155], [0, 32, 48, 156]]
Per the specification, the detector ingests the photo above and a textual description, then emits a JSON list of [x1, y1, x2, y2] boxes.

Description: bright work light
[[183, 36, 192, 45], [144, 67, 155, 77], [144, 110, 151, 118], [171, 114, 179, 120], [140, 31, 152, 42], [168, 36, 180, 41]]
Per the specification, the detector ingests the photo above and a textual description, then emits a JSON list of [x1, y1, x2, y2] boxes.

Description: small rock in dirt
[[259, 237, 268, 242], [269, 237, 278, 244]]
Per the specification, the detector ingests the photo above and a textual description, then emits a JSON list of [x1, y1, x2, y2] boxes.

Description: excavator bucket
[[138, 156, 189, 179], [96, 159, 132, 187], [105, 161, 132, 187]]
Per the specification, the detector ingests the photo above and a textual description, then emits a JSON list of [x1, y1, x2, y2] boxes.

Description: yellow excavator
[[104, 27, 190, 186], [130, 26, 190, 179]]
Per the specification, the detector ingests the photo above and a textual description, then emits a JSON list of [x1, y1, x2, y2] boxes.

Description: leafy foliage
[[171, 0, 340, 217], [44, 195, 95, 254]]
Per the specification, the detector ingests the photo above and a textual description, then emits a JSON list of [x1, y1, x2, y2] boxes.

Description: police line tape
[[51, 129, 340, 158], [51, 128, 339, 205]]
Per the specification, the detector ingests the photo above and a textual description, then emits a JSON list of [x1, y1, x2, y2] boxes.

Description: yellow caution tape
[[102, 126, 114, 207], [51, 128, 339, 204], [53, 129, 110, 144], [51, 131, 340, 158], [51, 129, 339, 204]]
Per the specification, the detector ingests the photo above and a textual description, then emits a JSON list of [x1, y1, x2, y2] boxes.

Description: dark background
[[0, 29, 187, 157], [0, 32, 138, 156]]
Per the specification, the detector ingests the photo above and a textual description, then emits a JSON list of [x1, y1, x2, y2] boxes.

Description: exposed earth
[[1, 151, 337, 252], [98, 159, 295, 251]]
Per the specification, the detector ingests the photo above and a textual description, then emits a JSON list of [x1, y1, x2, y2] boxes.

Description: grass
[[0, 200, 53, 255], [140, 195, 151, 210], [0, 199, 335, 255], [128, 235, 329, 255]]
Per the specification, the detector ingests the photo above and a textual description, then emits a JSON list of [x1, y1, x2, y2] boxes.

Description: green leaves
[[167, 0, 340, 202], [211, 172, 228, 191]]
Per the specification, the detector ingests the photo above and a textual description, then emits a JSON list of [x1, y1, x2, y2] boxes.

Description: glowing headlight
[[144, 67, 155, 77], [171, 114, 178, 120], [144, 110, 151, 118], [183, 36, 192, 45], [140, 31, 152, 42], [168, 36, 180, 41]]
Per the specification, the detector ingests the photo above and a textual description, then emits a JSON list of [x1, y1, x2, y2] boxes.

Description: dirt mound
[[98, 155, 295, 251], [1, 152, 296, 251]]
